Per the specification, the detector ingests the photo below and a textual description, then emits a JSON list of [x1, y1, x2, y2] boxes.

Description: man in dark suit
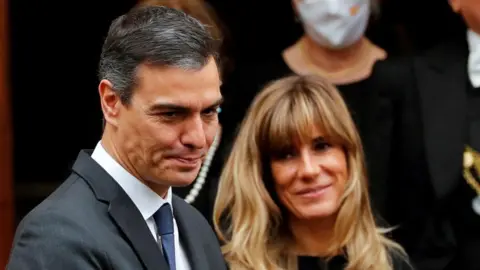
[[373, 0, 480, 269], [7, 6, 226, 270]]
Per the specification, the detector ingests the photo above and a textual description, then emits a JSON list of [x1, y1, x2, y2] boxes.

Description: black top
[[298, 253, 412, 270], [214, 56, 396, 219], [298, 255, 347, 270]]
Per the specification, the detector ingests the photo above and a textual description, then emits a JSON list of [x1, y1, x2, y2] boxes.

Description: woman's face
[[270, 126, 348, 221], [292, 0, 370, 49]]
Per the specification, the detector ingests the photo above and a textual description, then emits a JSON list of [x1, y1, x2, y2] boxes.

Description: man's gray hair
[[98, 6, 219, 104]]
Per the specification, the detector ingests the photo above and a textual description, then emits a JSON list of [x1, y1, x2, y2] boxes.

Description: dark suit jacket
[[7, 150, 227, 270], [372, 38, 478, 270]]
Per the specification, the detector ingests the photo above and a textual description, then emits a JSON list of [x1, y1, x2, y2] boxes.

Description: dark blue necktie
[[153, 203, 176, 270]]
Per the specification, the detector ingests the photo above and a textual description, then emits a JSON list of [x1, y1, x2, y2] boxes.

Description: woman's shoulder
[[371, 56, 414, 79], [369, 56, 417, 100], [335, 56, 417, 102]]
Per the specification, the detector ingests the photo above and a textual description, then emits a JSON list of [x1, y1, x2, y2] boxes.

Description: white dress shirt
[[91, 141, 191, 270], [467, 29, 480, 88]]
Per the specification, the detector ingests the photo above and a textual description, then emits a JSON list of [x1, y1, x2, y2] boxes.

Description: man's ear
[[449, 0, 461, 13], [98, 79, 121, 127]]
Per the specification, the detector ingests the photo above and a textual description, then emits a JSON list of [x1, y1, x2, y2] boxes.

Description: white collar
[[467, 28, 480, 88], [91, 141, 173, 221]]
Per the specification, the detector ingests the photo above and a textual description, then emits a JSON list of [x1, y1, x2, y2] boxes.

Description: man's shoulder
[[16, 173, 106, 236], [7, 174, 111, 269]]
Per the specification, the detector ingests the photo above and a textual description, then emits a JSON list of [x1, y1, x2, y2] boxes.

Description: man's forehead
[[137, 58, 220, 85], [136, 62, 221, 95]]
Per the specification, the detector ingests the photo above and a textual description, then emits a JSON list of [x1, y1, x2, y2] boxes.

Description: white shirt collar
[[467, 28, 480, 88], [91, 141, 173, 221]]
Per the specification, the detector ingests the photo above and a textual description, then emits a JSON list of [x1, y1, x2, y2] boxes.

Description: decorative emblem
[[463, 146, 480, 215]]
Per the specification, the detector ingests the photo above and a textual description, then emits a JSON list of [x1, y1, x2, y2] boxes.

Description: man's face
[[110, 57, 222, 192], [451, 0, 480, 33]]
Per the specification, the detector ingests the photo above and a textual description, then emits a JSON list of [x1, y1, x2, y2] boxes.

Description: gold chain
[[463, 145, 480, 195]]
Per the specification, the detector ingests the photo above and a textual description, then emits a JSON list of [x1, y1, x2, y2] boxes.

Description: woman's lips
[[295, 184, 333, 198]]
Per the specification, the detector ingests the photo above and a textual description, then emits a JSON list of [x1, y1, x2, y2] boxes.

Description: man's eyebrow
[[147, 103, 189, 113], [205, 97, 224, 109], [147, 97, 224, 113]]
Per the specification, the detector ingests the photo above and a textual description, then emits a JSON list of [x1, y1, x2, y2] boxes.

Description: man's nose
[[180, 115, 207, 149]]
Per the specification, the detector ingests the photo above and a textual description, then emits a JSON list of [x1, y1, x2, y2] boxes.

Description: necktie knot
[[154, 203, 174, 236]]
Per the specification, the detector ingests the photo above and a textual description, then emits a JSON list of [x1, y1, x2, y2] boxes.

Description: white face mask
[[297, 0, 370, 49], [467, 29, 480, 87]]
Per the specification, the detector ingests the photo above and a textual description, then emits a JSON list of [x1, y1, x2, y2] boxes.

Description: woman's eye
[[313, 141, 331, 151]]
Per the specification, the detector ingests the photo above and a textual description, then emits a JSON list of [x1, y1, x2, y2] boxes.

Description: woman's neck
[[308, 36, 371, 70], [284, 35, 386, 84], [289, 215, 339, 257]]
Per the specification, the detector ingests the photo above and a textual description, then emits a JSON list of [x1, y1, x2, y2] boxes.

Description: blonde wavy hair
[[213, 74, 407, 270]]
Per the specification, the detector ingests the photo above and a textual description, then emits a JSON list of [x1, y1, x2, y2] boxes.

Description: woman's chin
[[295, 200, 340, 220]]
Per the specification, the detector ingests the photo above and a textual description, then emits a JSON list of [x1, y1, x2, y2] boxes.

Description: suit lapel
[[109, 195, 169, 270], [415, 40, 468, 198], [172, 196, 210, 270], [71, 150, 169, 270]]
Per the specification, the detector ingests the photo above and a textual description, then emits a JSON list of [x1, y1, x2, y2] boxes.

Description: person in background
[[6, 6, 226, 270], [213, 0, 393, 223], [214, 75, 411, 270], [283, 0, 384, 84], [371, 0, 479, 269], [137, 0, 232, 75], [138, 0, 223, 42]]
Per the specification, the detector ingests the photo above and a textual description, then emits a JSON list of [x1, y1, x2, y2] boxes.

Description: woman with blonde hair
[[215, 0, 396, 224], [213, 74, 411, 270]]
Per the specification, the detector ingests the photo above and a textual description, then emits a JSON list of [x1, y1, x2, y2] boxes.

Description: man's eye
[[158, 111, 183, 120], [203, 107, 221, 116], [162, 112, 178, 117]]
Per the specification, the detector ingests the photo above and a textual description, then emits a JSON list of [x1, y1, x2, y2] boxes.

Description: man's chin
[[165, 172, 201, 187], [169, 180, 196, 188]]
